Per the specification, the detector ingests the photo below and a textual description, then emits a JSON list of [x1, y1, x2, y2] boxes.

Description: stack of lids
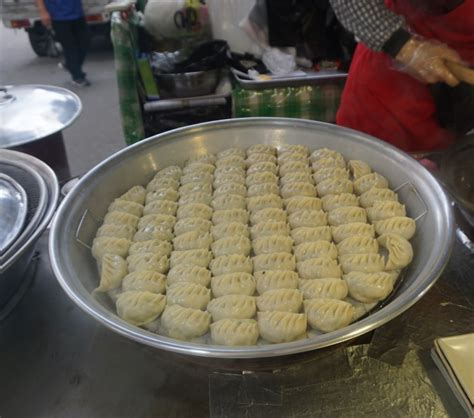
[[432, 333, 474, 417]]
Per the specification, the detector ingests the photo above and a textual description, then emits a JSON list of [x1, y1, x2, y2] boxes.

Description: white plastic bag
[[207, 0, 263, 56], [144, 0, 210, 41]]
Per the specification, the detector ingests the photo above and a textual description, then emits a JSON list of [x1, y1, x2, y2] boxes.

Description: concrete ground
[[0, 23, 125, 177]]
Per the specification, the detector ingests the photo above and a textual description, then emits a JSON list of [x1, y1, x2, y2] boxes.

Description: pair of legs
[[52, 18, 89, 82]]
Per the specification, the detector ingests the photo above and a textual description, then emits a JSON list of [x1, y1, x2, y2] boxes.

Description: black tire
[[27, 23, 59, 57]]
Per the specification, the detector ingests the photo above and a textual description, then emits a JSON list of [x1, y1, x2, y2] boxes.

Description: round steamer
[[49, 118, 454, 358]]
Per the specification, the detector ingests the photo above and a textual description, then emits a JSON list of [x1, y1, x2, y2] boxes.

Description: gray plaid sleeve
[[329, 0, 406, 52]]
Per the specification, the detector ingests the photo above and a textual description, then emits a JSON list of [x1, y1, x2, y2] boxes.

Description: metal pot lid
[[0, 173, 28, 254], [0, 84, 82, 148]]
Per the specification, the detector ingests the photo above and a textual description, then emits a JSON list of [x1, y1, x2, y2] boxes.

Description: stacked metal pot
[[0, 149, 59, 318]]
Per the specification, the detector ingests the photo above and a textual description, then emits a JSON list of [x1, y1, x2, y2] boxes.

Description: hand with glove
[[395, 37, 463, 87]]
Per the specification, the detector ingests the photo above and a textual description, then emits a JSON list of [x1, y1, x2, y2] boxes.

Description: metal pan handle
[[393, 181, 428, 222], [75, 209, 102, 249]]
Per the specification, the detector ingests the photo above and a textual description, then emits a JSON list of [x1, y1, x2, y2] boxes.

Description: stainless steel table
[[1, 232, 472, 418]]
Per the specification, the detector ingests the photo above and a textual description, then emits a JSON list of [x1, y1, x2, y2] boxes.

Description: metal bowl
[[154, 69, 220, 98], [49, 118, 454, 358]]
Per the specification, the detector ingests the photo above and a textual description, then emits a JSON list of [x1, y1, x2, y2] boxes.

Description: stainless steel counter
[[0, 232, 472, 418]]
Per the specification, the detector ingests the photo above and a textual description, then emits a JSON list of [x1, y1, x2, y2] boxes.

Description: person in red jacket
[[330, 0, 474, 153]]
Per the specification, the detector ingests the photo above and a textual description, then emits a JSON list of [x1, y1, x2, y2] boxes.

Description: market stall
[[108, 0, 350, 144], [1, 1, 473, 417]]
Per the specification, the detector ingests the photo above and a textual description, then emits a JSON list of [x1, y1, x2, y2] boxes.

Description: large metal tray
[[49, 118, 454, 358]]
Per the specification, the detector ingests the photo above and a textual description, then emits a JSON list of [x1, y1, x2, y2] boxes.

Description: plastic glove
[[396, 37, 462, 87]]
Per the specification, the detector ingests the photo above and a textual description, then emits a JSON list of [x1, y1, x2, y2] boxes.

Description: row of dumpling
[[159, 155, 217, 341], [205, 148, 260, 347], [311, 149, 414, 309], [273, 145, 353, 335], [244, 144, 309, 344]]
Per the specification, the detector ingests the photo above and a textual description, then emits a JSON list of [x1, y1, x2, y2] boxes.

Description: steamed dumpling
[[336, 236, 379, 256], [245, 153, 277, 166], [316, 178, 353, 197], [211, 194, 246, 211], [210, 254, 253, 276], [247, 183, 280, 198], [347, 160, 372, 179], [108, 199, 144, 217], [256, 289, 303, 313], [359, 188, 398, 208], [146, 187, 179, 204], [298, 278, 348, 300], [284, 196, 322, 215], [247, 144, 277, 156], [313, 167, 349, 184], [247, 161, 278, 175], [294, 241, 338, 262], [127, 253, 169, 274], [143, 199, 178, 217], [291, 226, 332, 244], [92, 237, 131, 261], [96, 223, 135, 241], [174, 217, 212, 236], [297, 257, 342, 279], [122, 271, 166, 294], [116, 291, 166, 326], [321, 193, 359, 212], [169, 249, 212, 269], [250, 221, 290, 239], [210, 319, 259, 346], [377, 234, 413, 270], [339, 253, 385, 274], [167, 265, 211, 287], [166, 282, 211, 310], [247, 194, 283, 213], [119, 185, 146, 205], [280, 172, 314, 186], [253, 252, 296, 272], [207, 294, 256, 321], [366, 201, 406, 222], [103, 211, 139, 229], [138, 213, 175, 230], [304, 298, 354, 333], [327, 207, 367, 226], [153, 165, 182, 181], [344, 271, 394, 303], [331, 223, 375, 244], [373, 216, 416, 240], [177, 203, 213, 221], [254, 270, 299, 295], [353, 172, 389, 195], [211, 222, 250, 241], [212, 209, 249, 225], [211, 272, 256, 297], [288, 210, 327, 229], [161, 305, 211, 340], [172, 230, 212, 251], [133, 224, 173, 242], [211, 235, 252, 257], [280, 182, 316, 199], [250, 208, 287, 226], [257, 311, 307, 343], [252, 235, 294, 255], [94, 254, 127, 292], [179, 192, 213, 206], [279, 161, 311, 177], [214, 182, 247, 198]]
